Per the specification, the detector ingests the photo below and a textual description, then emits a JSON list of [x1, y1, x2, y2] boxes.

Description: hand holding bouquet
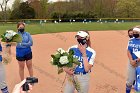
[[51, 48, 80, 74], [1, 30, 22, 64], [51, 48, 82, 92], [1, 30, 22, 44]]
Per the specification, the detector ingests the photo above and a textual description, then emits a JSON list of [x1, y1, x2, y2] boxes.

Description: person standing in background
[[126, 27, 140, 93], [0, 44, 9, 93], [16, 22, 33, 81]]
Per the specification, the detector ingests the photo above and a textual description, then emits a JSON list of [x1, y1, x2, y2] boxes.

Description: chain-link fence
[[1, 18, 140, 25]]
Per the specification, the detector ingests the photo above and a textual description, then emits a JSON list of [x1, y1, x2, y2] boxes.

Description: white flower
[[57, 48, 65, 54], [6, 30, 17, 36], [5, 33, 13, 40], [59, 56, 69, 65], [5, 30, 17, 40]]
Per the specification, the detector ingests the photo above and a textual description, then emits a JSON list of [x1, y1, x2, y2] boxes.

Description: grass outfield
[[0, 22, 140, 35]]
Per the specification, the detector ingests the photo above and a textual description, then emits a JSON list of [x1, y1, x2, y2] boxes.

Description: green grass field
[[0, 22, 140, 35]]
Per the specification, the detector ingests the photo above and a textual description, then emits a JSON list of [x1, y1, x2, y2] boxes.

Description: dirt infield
[[5, 30, 129, 93]]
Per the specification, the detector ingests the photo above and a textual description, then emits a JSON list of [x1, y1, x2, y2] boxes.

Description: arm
[[82, 53, 93, 72], [79, 44, 94, 72], [21, 33, 33, 47], [63, 67, 74, 75], [127, 50, 137, 67], [12, 79, 32, 93], [127, 40, 137, 67]]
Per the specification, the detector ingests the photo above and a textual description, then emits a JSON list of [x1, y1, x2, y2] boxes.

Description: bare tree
[[0, 0, 10, 21]]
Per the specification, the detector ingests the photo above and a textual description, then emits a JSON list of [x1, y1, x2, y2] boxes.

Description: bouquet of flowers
[[1, 30, 22, 43], [51, 48, 81, 92], [0, 30, 22, 64]]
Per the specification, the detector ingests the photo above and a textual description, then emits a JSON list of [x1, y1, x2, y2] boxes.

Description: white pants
[[0, 62, 7, 89], [64, 73, 90, 93]]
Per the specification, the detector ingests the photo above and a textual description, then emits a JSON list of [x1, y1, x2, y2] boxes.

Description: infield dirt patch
[[5, 30, 129, 93]]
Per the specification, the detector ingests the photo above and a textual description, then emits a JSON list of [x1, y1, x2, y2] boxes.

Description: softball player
[[126, 27, 140, 93], [16, 22, 33, 81], [127, 28, 135, 88], [128, 28, 134, 39], [0, 44, 9, 93], [64, 31, 96, 93]]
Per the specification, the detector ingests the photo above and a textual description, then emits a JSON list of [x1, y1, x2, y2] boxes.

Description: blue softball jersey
[[0, 44, 2, 62], [127, 38, 140, 60], [69, 45, 96, 73], [16, 31, 33, 57]]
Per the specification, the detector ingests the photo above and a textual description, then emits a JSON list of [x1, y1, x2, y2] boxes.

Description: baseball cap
[[133, 28, 140, 32], [75, 31, 89, 38]]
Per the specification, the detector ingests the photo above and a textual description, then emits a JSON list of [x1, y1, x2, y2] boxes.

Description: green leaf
[[69, 50, 74, 55], [12, 34, 22, 43], [54, 53, 61, 58], [58, 68, 64, 74], [66, 62, 73, 67], [73, 61, 80, 66], [73, 58, 78, 62], [62, 52, 68, 56], [1, 35, 6, 42], [68, 54, 73, 63], [52, 58, 60, 66]]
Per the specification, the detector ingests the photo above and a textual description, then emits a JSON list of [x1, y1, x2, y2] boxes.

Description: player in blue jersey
[[126, 27, 140, 93], [0, 44, 9, 93], [127, 28, 135, 89], [16, 22, 33, 81], [64, 31, 96, 93]]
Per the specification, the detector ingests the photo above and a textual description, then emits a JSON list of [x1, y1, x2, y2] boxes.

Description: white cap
[[75, 31, 89, 38], [133, 28, 140, 32]]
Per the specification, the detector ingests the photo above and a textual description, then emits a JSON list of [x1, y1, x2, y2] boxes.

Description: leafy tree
[[115, 0, 140, 18], [10, 1, 35, 19], [12, 0, 21, 10]]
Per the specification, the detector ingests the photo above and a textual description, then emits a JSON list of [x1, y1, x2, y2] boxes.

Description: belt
[[74, 72, 88, 75]]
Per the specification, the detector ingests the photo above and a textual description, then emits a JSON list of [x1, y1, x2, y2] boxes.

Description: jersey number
[[133, 48, 138, 52], [79, 62, 83, 68]]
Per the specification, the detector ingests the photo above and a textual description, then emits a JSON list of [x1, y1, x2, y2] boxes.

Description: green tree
[[12, 0, 21, 10], [29, 0, 48, 18], [10, 1, 35, 19], [40, 0, 48, 18], [115, 0, 140, 18]]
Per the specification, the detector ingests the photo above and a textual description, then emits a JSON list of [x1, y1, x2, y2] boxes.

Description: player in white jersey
[[64, 31, 96, 93]]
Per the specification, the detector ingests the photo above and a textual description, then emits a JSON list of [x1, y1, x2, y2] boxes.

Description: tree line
[[0, 0, 140, 20]]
